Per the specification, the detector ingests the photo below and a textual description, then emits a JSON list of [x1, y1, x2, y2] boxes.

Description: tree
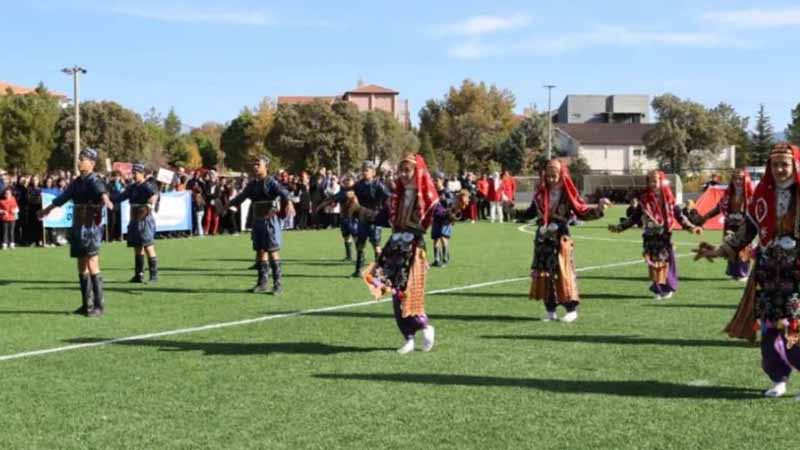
[[710, 102, 750, 167], [418, 79, 516, 172], [568, 156, 591, 190], [786, 102, 800, 146], [52, 100, 148, 169], [163, 107, 182, 141], [0, 84, 62, 172], [267, 100, 366, 174], [644, 94, 727, 175], [495, 114, 548, 174], [418, 132, 437, 170], [750, 104, 775, 166], [363, 110, 415, 168], [220, 109, 258, 172], [191, 122, 224, 169]]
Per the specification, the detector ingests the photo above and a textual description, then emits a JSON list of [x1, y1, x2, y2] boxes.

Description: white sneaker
[[661, 292, 673, 300], [397, 338, 415, 355], [765, 381, 787, 397], [422, 326, 435, 352], [653, 294, 662, 300], [9, 243, 14, 249], [1, 244, 6, 250], [737, 277, 749, 283], [543, 311, 558, 322], [562, 311, 578, 323]]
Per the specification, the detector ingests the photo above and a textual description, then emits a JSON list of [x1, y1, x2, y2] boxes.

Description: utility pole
[[543, 84, 556, 160], [62, 66, 87, 173]]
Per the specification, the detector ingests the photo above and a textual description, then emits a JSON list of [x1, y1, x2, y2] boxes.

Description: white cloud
[[447, 26, 757, 60], [703, 7, 800, 27], [433, 14, 532, 37]]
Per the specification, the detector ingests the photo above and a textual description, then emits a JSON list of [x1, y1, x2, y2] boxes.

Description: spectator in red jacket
[[476, 174, 490, 220], [501, 170, 517, 222], [0, 187, 20, 249]]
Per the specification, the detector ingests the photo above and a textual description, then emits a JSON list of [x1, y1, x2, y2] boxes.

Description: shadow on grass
[[0, 310, 72, 315], [578, 275, 728, 282], [433, 291, 643, 300], [431, 292, 528, 299], [65, 338, 391, 356], [305, 310, 539, 323], [313, 373, 761, 400], [482, 334, 750, 348], [197, 258, 347, 267], [644, 304, 736, 310]]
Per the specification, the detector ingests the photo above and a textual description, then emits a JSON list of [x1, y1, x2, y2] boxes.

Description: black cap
[[132, 163, 145, 173]]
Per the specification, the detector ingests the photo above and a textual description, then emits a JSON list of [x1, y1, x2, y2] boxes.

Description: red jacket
[[476, 179, 489, 197], [0, 196, 19, 222], [487, 178, 504, 202], [501, 176, 517, 202]]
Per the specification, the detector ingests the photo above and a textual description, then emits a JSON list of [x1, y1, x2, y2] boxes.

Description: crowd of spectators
[[0, 165, 522, 249]]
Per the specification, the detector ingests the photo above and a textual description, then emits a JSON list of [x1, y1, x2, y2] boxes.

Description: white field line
[[516, 224, 701, 247], [0, 236, 686, 363]]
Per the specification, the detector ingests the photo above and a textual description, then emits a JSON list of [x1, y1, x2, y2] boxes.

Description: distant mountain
[[775, 131, 787, 141]]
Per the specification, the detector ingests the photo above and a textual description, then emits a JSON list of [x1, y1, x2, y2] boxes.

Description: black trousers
[[2, 221, 15, 245]]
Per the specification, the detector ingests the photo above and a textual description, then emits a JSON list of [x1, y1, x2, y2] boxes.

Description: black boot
[[352, 251, 364, 277], [270, 259, 282, 295], [130, 254, 145, 283], [76, 274, 93, 315], [344, 241, 353, 261], [148, 257, 159, 283], [89, 273, 105, 317], [252, 261, 269, 293]]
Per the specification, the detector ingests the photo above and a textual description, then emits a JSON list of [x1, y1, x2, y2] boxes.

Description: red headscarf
[[533, 160, 589, 225], [748, 143, 800, 247], [640, 170, 676, 228], [390, 154, 439, 230], [719, 169, 754, 216]]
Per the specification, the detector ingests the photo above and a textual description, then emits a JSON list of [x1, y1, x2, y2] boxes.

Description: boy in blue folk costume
[[116, 163, 160, 283], [229, 156, 292, 295], [39, 149, 114, 316]]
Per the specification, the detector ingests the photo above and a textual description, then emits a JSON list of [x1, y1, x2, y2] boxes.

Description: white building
[[555, 123, 735, 175]]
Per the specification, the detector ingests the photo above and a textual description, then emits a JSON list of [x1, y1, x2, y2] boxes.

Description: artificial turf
[[0, 208, 784, 449]]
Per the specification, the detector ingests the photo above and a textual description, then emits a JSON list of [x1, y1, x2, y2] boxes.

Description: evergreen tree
[[786, 102, 800, 146], [750, 104, 775, 166]]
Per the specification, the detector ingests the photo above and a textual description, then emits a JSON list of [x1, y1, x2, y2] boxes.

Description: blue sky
[[2, 0, 798, 132]]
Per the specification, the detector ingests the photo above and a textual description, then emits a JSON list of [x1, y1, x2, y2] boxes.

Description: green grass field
[[0, 207, 786, 450]]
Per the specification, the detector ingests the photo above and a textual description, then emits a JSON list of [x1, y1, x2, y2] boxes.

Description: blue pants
[[431, 223, 453, 240], [252, 216, 282, 252], [69, 224, 102, 258], [356, 222, 381, 247], [127, 215, 156, 248], [340, 217, 358, 239]]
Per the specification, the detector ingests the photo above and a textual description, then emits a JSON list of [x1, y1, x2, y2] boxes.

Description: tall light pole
[[543, 84, 556, 160], [62, 66, 87, 173]]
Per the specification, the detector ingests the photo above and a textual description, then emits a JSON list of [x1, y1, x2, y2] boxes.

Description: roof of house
[[556, 123, 654, 146], [0, 81, 67, 98], [344, 84, 398, 95], [277, 96, 339, 105]]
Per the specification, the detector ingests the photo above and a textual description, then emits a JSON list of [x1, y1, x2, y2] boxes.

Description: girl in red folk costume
[[694, 169, 755, 281], [348, 154, 439, 354], [610, 170, 701, 300], [696, 144, 800, 397], [524, 159, 609, 322]]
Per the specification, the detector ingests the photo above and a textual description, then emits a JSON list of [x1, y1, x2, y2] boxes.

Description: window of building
[[571, 113, 581, 119], [633, 149, 643, 157]]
